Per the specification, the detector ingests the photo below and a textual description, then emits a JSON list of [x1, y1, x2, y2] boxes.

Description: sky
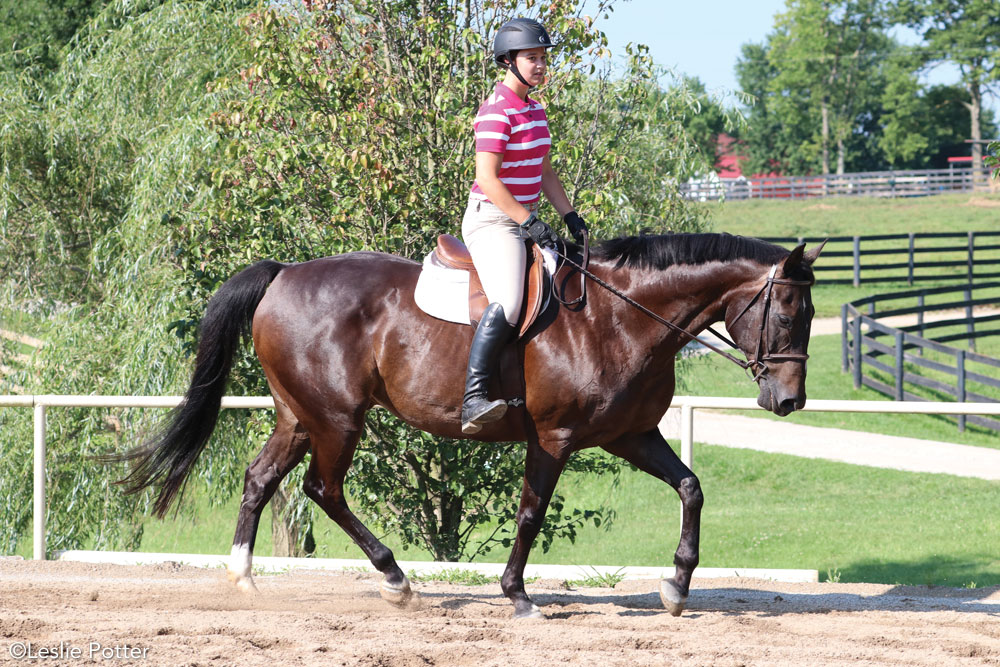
[[593, 0, 784, 101], [590, 0, 989, 110]]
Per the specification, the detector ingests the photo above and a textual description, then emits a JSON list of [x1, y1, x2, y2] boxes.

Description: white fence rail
[[681, 165, 996, 201], [3, 394, 1000, 561]]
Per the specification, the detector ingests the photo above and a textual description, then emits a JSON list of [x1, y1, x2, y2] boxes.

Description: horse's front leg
[[501, 439, 570, 619], [603, 428, 703, 616]]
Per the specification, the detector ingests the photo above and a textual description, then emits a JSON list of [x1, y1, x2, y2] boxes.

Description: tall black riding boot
[[461, 302, 517, 435]]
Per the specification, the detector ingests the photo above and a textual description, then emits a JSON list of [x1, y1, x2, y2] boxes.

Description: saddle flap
[[434, 234, 546, 339], [519, 243, 546, 337]]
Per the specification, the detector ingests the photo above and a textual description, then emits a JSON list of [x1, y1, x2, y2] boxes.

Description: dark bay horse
[[116, 232, 822, 619]]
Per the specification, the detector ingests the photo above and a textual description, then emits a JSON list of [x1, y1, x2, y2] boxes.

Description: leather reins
[[550, 233, 811, 380]]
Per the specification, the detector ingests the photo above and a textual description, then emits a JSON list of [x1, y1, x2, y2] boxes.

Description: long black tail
[[111, 259, 286, 517]]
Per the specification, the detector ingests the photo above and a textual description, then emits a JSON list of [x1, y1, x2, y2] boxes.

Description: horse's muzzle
[[757, 378, 805, 417]]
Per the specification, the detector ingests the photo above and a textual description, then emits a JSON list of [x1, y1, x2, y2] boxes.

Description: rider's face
[[513, 48, 548, 86]]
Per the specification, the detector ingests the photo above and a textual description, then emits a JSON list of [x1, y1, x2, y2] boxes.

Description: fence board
[[861, 376, 894, 395], [967, 349, 1000, 369], [965, 371, 1000, 389], [862, 354, 895, 376], [967, 389, 1000, 402], [969, 415, 1000, 430], [906, 355, 958, 377], [903, 372, 957, 396]]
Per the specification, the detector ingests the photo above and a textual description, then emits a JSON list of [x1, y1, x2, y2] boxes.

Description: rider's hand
[[520, 213, 558, 249], [563, 211, 588, 244]]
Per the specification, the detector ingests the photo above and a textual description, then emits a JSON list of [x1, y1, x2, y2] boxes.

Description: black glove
[[563, 211, 588, 244], [520, 213, 558, 249]]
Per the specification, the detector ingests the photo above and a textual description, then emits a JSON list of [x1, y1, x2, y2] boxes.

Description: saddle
[[430, 234, 548, 338]]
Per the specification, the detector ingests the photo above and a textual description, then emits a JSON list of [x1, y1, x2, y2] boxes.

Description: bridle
[[725, 264, 812, 381], [551, 237, 812, 382]]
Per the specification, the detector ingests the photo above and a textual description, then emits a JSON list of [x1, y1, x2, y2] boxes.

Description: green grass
[[39, 443, 996, 588], [408, 568, 502, 586], [566, 567, 627, 588], [546, 445, 1000, 588], [708, 192, 1000, 237]]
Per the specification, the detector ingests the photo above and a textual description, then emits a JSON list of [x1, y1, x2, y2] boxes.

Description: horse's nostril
[[779, 398, 797, 414]]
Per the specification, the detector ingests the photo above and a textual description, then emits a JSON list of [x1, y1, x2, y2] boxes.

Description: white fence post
[[680, 403, 694, 469], [33, 403, 46, 561]]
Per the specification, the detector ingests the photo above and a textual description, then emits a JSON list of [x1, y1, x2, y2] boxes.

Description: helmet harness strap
[[500, 53, 533, 89]]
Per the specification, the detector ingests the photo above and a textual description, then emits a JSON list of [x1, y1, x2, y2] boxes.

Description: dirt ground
[[1, 559, 999, 666]]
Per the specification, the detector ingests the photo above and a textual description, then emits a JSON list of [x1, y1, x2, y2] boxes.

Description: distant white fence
[[681, 165, 996, 201], [3, 394, 1000, 561]]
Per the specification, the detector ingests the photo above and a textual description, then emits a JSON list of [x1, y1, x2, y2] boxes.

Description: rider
[[460, 17, 588, 435]]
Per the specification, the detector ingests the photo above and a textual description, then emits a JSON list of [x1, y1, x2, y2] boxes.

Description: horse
[[114, 232, 822, 619]]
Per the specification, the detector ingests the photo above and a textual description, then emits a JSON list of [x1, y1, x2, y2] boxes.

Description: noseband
[[727, 264, 812, 382], [551, 243, 812, 382]]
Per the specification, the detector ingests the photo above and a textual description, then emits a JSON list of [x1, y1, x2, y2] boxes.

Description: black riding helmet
[[493, 18, 555, 89]]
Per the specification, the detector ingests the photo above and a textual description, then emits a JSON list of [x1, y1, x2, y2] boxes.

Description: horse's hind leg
[[302, 421, 418, 609], [501, 439, 571, 619], [227, 408, 310, 593], [602, 428, 702, 616]]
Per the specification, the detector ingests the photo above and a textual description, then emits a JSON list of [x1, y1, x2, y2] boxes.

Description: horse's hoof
[[513, 603, 545, 620], [659, 578, 688, 617], [227, 570, 260, 595], [380, 576, 420, 609]]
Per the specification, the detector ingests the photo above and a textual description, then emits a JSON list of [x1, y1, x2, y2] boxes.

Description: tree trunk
[[967, 78, 984, 186], [837, 136, 846, 175], [271, 483, 315, 558], [821, 102, 831, 175]]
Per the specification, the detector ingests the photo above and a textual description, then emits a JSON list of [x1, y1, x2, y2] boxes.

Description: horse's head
[[726, 241, 825, 417]]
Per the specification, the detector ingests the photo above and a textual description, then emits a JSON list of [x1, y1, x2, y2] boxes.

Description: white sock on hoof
[[228, 544, 255, 590]]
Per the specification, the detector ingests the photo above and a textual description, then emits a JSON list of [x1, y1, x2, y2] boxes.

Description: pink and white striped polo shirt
[[470, 82, 551, 205]]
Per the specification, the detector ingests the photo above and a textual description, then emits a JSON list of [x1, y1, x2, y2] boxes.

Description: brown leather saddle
[[432, 234, 548, 338]]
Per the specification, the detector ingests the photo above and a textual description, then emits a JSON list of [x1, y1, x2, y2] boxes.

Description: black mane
[[594, 232, 789, 271]]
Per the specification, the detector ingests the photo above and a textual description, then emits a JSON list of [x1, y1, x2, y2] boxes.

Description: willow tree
[[0, 0, 254, 556], [186, 0, 721, 561]]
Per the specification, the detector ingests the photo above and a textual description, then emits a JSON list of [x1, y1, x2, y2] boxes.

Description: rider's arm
[[474, 152, 533, 224], [540, 155, 574, 219]]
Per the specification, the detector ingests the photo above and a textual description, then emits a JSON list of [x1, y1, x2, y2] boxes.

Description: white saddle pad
[[413, 247, 558, 325]]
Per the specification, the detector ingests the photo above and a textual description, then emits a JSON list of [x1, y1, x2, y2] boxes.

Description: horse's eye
[[776, 314, 793, 328]]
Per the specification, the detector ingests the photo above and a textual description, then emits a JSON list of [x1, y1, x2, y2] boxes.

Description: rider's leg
[[460, 199, 527, 433], [461, 302, 516, 433], [463, 199, 528, 326]]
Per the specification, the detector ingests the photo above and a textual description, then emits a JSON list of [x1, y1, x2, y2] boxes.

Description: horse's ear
[[803, 239, 827, 266], [782, 243, 806, 273]]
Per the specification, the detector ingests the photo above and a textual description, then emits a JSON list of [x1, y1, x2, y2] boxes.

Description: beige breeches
[[461, 198, 538, 327]]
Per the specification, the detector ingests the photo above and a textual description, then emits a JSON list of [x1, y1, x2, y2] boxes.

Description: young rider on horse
[[460, 18, 588, 435]]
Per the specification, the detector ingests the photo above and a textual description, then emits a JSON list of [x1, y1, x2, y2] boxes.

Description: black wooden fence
[[682, 165, 995, 201], [841, 282, 1000, 432], [761, 231, 1000, 286]]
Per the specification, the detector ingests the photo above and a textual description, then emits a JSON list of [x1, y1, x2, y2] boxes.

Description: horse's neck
[[594, 258, 764, 343]]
